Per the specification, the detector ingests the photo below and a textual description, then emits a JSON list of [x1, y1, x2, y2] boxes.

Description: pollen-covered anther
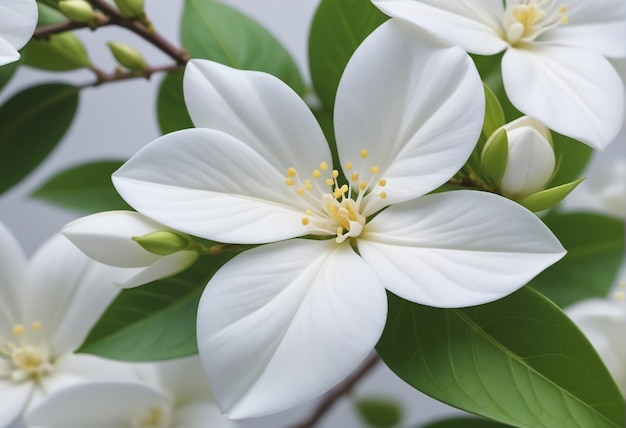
[[296, 187, 305, 196], [503, 0, 568, 44], [370, 166, 380, 174], [320, 162, 329, 171], [1, 322, 54, 383], [379, 192, 387, 199], [312, 169, 321, 179], [360, 149, 369, 159], [351, 172, 359, 182]]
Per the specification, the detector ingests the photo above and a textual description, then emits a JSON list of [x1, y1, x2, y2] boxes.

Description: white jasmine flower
[[567, 282, 626, 395], [25, 357, 238, 428], [372, 0, 626, 149], [0, 0, 38, 65], [63, 211, 199, 288], [0, 223, 135, 427], [112, 21, 565, 418]]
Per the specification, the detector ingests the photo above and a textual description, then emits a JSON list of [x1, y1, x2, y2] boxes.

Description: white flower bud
[[499, 116, 556, 198]]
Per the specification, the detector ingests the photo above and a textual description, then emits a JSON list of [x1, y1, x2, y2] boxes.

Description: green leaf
[[355, 396, 403, 428], [0, 60, 20, 92], [420, 417, 510, 428], [181, 0, 305, 94], [0, 83, 79, 194], [78, 252, 235, 361], [377, 287, 625, 428], [549, 132, 592, 187], [480, 129, 508, 185], [31, 160, 131, 213], [530, 212, 624, 307], [308, 0, 387, 111], [156, 70, 193, 134]]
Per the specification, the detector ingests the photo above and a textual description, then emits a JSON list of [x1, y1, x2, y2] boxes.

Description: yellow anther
[[304, 180, 313, 191], [379, 192, 387, 199], [31, 322, 42, 331], [331, 170, 339, 178], [285, 178, 295, 186], [370, 166, 380, 174], [13, 325, 25, 336], [560, 16, 568, 24], [340, 184, 349, 194], [336, 226, 344, 235], [378, 179, 387, 187], [296, 187, 305, 196], [359, 181, 367, 191], [301, 217, 310, 226], [614, 291, 625, 301], [312, 169, 321, 179], [305, 209, 313, 216], [345, 162, 353, 170], [325, 178, 334, 186], [287, 167, 297, 177], [360, 149, 369, 159], [558, 5, 567, 13], [351, 172, 359, 182], [320, 162, 329, 171]]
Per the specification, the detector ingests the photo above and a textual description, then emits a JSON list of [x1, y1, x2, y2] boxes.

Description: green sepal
[[480, 128, 508, 185], [482, 83, 505, 139], [132, 231, 192, 256], [517, 177, 584, 212]]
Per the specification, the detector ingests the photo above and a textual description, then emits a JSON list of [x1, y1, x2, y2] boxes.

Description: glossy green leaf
[[355, 396, 403, 428], [78, 252, 235, 361], [0, 60, 20, 92], [530, 212, 624, 308], [180, 0, 304, 94], [156, 70, 193, 134], [377, 287, 625, 428], [420, 417, 510, 428], [0, 83, 79, 194], [32, 160, 131, 213], [309, 0, 387, 111]]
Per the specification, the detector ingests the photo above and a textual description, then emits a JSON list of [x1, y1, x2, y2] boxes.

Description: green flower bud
[[107, 42, 147, 72], [518, 178, 584, 212], [132, 230, 190, 256], [58, 0, 95, 23], [113, 0, 145, 18], [480, 128, 508, 185], [25, 31, 92, 70]]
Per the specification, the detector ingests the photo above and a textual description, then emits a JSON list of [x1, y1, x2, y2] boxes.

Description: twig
[[34, 14, 111, 39], [82, 63, 184, 88], [291, 352, 381, 428]]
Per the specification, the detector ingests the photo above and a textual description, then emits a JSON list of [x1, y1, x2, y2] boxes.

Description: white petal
[[0, 222, 28, 331], [24, 381, 171, 428], [334, 20, 484, 216], [538, 0, 626, 58], [62, 211, 166, 267], [174, 402, 238, 428], [148, 356, 213, 406], [0, 381, 32, 427], [197, 239, 387, 418], [184, 59, 331, 177], [113, 128, 313, 244], [359, 191, 565, 307], [0, 0, 38, 50], [372, 0, 507, 55], [502, 45, 624, 149], [117, 250, 198, 288], [27, 235, 125, 355], [0, 36, 19, 66]]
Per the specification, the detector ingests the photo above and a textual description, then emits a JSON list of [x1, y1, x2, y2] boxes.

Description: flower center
[[502, 0, 568, 45], [285, 149, 387, 243], [0, 322, 54, 383], [132, 405, 172, 428]]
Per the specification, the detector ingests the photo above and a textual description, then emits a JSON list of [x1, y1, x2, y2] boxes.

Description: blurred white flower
[[0, 223, 135, 427], [25, 356, 237, 428], [63, 211, 199, 288], [0, 0, 38, 65], [111, 21, 565, 418], [372, 0, 626, 149]]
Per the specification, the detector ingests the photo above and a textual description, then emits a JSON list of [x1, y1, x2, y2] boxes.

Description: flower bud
[[133, 230, 190, 256], [59, 0, 95, 23], [113, 0, 145, 18], [487, 116, 556, 199], [107, 42, 147, 72]]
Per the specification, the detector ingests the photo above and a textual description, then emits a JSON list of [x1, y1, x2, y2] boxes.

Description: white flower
[[111, 21, 566, 418], [566, 283, 626, 395], [372, 0, 626, 150], [0, 0, 38, 66], [62, 211, 199, 288], [25, 356, 238, 428], [496, 116, 556, 198], [0, 223, 135, 426]]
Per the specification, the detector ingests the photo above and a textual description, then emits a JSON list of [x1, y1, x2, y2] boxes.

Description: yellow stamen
[[31, 322, 42, 331], [370, 166, 379, 174], [379, 192, 387, 199], [296, 187, 305, 196], [304, 180, 313, 191], [378, 179, 387, 187], [345, 162, 353, 170], [325, 178, 334, 186], [285, 178, 295, 186], [287, 167, 297, 177], [320, 162, 329, 171], [331, 170, 339, 178], [312, 169, 321, 179], [360, 149, 369, 159], [301, 217, 310, 226], [351, 172, 359, 182], [12, 325, 25, 336], [359, 181, 367, 191]]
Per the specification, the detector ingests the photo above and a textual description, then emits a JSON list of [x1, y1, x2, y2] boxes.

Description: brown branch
[[34, 14, 111, 39], [82, 63, 184, 88], [291, 352, 381, 428]]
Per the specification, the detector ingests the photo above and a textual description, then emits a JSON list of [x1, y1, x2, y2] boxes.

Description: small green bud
[[113, 0, 145, 18], [481, 128, 508, 185], [25, 31, 92, 70], [518, 178, 584, 212], [107, 42, 147, 72], [132, 230, 191, 256], [59, 0, 95, 23]]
